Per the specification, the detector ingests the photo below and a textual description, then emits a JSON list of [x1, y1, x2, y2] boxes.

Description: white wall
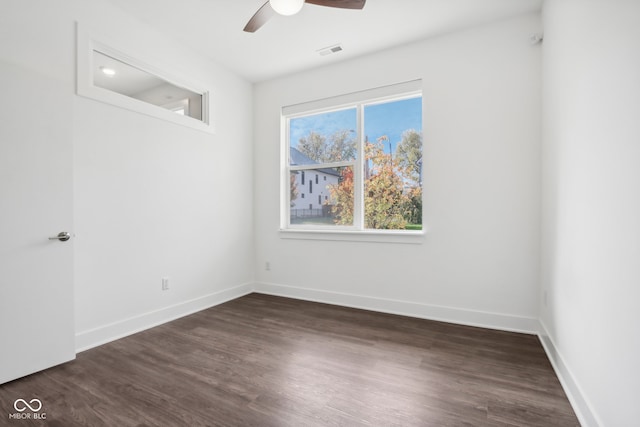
[[7, 2, 636, 422], [254, 14, 542, 332], [1, 0, 254, 350], [541, 1, 640, 425]]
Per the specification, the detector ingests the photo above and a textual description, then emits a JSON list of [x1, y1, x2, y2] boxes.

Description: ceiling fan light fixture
[[269, 0, 304, 16]]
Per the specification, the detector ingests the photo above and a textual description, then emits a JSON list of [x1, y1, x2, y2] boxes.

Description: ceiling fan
[[244, 0, 366, 33]]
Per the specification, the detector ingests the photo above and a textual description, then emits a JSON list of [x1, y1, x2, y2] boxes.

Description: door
[[0, 60, 75, 384]]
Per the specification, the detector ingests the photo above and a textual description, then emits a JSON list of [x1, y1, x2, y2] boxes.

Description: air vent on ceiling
[[317, 44, 343, 56]]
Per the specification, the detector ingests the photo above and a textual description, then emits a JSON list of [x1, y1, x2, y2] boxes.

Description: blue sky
[[290, 96, 422, 155]]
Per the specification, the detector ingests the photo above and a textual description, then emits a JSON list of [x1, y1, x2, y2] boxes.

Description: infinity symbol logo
[[13, 398, 42, 412]]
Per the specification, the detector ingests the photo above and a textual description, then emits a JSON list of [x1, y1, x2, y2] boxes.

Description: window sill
[[279, 229, 425, 244]]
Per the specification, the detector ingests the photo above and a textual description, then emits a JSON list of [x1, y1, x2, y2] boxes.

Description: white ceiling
[[106, 0, 542, 83]]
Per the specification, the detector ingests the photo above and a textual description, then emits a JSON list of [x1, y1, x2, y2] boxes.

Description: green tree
[[364, 138, 407, 229], [395, 129, 422, 185], [297, 131, 327, 163], [402, 186, 422, 225], [327, 130, 357, 161], [395, 129, 423, 225], [297, 130, 356, 163]]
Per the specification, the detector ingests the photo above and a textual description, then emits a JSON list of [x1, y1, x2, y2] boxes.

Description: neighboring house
[[289, 147, 340, 214]]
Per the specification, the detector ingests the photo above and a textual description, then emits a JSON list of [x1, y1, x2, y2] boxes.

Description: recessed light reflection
[[100, 66, 116, 76]]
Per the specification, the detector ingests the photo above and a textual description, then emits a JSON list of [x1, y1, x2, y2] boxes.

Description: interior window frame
[[76, 23, 214, 134]]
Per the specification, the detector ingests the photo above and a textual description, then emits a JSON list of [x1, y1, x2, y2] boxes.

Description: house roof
[[290, 147, 341, 177]]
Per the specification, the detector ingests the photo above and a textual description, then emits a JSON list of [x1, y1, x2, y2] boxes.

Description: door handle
[[49, 232, 71, 242]]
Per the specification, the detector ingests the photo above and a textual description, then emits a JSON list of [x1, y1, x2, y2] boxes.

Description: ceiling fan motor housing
[[244, 0, 366, 33], [270, 0, 305, 16]]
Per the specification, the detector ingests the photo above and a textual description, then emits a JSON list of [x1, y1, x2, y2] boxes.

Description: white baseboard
[[253, 281, 539, 334], [538, 321, 601, 427], [75, 282, 253, 353]]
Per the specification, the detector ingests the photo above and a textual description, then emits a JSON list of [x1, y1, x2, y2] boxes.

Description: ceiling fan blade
[[243, 1, 276, 33], [304, 0, 366, 9]]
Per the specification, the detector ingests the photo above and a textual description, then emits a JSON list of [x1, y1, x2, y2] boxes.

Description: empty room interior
[[1, 0, 638, 426]]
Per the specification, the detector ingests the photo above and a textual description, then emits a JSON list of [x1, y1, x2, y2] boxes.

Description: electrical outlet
[[162, 277, 170, 291], [265, 261, 271, 271]]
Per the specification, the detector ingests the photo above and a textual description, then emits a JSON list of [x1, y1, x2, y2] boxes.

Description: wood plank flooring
[[0, 294, 579, 426]]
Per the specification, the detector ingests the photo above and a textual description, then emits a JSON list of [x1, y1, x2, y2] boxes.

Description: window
[[284, 81, 423, 233], [76, 24, 213, 134], [91, 50, 204, 121]]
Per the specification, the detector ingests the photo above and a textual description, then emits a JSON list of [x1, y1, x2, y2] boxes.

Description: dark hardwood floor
[[0, 294, 579, 426]]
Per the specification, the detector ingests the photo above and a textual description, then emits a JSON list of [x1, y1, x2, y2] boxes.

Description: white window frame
[[280, 80, 425, 244], [76, 23, 214, 134]]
